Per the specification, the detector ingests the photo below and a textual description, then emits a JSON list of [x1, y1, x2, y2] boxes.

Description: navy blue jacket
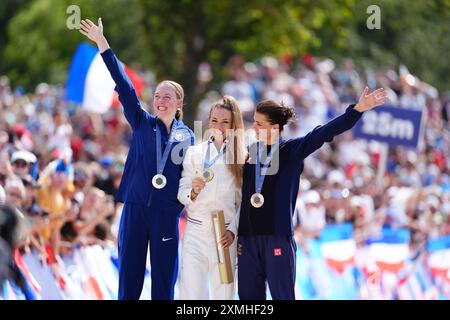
[[101, 49, 194, 215], [238, 105, 362, 236]]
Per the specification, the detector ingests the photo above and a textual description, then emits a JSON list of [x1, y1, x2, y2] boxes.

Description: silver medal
[[174, 130, 185, 142], [152, 174, 167, 189], [250, 193, 264, 208]]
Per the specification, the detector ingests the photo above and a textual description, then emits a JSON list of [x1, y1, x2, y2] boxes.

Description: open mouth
[[157, 105, 168, 112]]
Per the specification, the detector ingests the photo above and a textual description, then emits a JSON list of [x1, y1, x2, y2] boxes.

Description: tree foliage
[[2, 0, 145, 90], [348, 0, 450, 91], [0, 0, 449, 122]]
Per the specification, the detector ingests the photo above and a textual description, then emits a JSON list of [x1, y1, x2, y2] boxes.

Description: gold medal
[[202, 168, 214, 182]]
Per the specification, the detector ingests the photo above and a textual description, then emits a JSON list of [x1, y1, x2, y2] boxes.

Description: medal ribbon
[[155, 119, 178, 175], [255, 140, 279, 194], [203, 139, 226, 170]]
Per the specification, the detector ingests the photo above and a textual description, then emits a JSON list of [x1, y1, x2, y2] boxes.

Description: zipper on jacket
[[147, 188, 153, 207]]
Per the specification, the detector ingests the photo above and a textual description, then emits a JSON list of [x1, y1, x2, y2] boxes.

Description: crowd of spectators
[[0, 51, 448, 299]]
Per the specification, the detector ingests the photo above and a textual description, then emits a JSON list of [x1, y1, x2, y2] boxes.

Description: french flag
[[320, 223, 356, 273], [65, 42, 144, 114], [367, 228, 410, 274], [426, 235, 450, 281]]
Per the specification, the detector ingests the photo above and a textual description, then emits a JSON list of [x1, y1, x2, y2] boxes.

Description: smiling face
[[153, 84, 182, 123], [252, 112, 279, 144], [208, 107, 233, 141]]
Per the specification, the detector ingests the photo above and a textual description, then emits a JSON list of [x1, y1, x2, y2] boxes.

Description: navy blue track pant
[[118, 203, 179, 300], [237, 235, 296, 300]]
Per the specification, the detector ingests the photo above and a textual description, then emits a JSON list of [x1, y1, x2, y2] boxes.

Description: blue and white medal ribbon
[[152, 120, 178, 189], [251, 141, 279, 208], [202, 139, 227, 182]]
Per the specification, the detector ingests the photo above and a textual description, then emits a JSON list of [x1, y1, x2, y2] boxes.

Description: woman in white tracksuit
[[177, 96, 246, 300]]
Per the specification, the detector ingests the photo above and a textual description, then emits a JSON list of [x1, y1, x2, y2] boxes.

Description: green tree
[[3, 0, 146, 91], [137, 0, 355, 123], [4, 0, 357, 123], [0, 0, 31, 74], [347, 0, 450, 92], [3, 0, 448, 124]]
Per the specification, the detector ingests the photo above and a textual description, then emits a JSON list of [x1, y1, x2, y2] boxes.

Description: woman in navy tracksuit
[[80, 18, 194, 300], [237, 87, 386, 300]]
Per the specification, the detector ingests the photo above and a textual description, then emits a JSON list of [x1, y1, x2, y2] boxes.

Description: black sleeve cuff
[[100, 47, 114, 58], [345, 104, 363, 117]]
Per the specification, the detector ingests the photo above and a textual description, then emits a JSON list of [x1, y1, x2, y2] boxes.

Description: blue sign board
[[353, 105, 423, 148]]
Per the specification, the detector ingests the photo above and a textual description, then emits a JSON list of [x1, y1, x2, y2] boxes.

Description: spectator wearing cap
[[10, 150, 37, 179]]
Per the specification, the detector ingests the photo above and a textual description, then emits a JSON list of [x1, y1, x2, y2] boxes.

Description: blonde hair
[[209, 95, 247, 188], [157, 80, 184, 120]]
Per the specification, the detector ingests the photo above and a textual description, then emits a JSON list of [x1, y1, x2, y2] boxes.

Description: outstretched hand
[[354, 86, 387, 112], [79, 18, 109, 52], [79, 18, 103, 42]]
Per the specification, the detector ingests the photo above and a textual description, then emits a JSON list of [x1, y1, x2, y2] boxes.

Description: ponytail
[[175, 108, 183, 120]]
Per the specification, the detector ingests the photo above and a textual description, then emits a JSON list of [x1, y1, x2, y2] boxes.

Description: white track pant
[[179, 219, 237, 300]]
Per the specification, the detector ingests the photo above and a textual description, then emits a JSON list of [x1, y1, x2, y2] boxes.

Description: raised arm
[[291, 86, 387, 160], [79, 18, 146, 129]]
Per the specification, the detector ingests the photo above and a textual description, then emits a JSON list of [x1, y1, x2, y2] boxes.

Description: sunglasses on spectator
[[12, 160, 28, 168]]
